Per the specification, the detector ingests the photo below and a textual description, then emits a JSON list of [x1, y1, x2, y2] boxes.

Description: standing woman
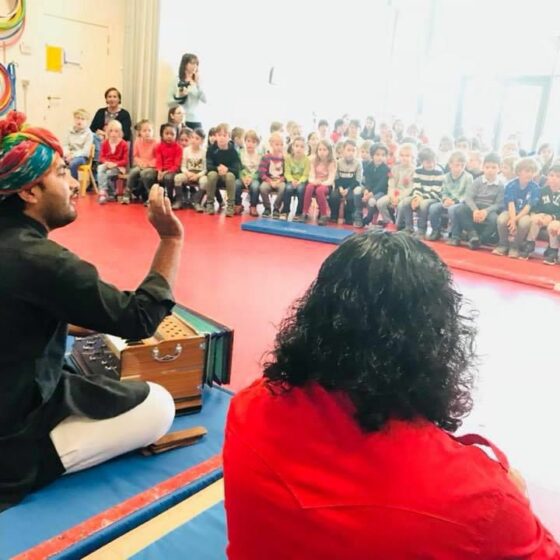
[[169, 53, 206, 130], [90, 87, 132, 143]]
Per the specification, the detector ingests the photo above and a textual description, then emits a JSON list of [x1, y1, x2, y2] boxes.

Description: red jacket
[[155, 141, 182, 173], [224, 379, 560, 560], [99, 139, 128, 167]]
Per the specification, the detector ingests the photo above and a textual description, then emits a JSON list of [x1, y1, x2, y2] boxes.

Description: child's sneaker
[[292, 214, 302, 222], [234, 205, 243, 215], [353, 219, 364, 228], [446, 237, 460, 247], [426, 229, 441, 241], [544, 248, 558, 265], [272, 210, 280, 219], [225, 204, 234, 217], [172, 200, 182, 210], [518, 241, 535, 260], [467, 234, 481, 250], [318, 216, 328, 226], [98, 192, 107, 205], [262, 208, 271, 218], [492, 246, 508, 256], [194, 202, 203, 212], [279, 213, 288, 220], [249, 206, 258, 217], [205, 203, 215, 215], [121, 193, 130, 205], [508, 248, 519, 259]]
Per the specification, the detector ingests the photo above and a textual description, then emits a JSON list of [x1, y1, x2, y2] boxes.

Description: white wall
[[1, 0, 126, 139], [157, 0, 560, 144]]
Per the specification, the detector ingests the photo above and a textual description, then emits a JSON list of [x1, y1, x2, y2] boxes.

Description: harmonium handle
[[151, 343, 183, 362]]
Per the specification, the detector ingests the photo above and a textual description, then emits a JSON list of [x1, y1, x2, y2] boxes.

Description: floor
[[53, 195, 560, 538]]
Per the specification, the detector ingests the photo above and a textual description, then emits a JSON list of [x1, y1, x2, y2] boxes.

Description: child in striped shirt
[[398, 147, 444, 238], [258, 132, 285, 218]]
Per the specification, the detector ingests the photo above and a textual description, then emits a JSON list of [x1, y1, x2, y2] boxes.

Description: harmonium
[[69, 304, 233, 414]]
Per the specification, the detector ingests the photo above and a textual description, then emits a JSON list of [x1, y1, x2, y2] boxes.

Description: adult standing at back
[[169, 53, 206, 130], [90, 87, 133, 143]]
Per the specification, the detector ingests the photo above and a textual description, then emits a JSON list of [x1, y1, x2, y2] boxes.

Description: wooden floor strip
[[83, 479, 224, 559]]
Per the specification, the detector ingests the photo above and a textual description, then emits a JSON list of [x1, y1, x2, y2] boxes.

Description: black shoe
[[518, 241, 535, 260], [272, 210, 280, 219], [446, 237, 460, 247], [468, 236, 481, 250], [544, 248, 558, 265], [262, 208, 271, 218], [426, 230, 441, 241]]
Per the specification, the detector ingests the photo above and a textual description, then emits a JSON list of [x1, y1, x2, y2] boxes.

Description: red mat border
[[14, 453, 223, 560]]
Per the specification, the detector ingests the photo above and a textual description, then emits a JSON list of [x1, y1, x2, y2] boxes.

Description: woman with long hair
[[168, 53, 206, 130], [224, 230, 559, 559]]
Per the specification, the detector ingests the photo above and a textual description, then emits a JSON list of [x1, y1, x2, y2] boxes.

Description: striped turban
[[0, 110, 63, 195]]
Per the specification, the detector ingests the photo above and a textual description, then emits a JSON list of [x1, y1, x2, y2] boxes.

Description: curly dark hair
[[263, 230, 477, 433]]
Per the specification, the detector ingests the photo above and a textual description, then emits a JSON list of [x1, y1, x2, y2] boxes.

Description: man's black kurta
[[0, 208, 175, 510]]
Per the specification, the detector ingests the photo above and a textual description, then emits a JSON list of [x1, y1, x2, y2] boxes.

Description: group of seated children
[[63, 110, 560, 264]]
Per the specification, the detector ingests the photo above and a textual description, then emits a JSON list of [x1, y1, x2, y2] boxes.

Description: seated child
[[359, 140, 373, 163], [307, 132, 319, 157], [174, 128, 207, 210], [493, 157, 540, 258], [97, 120, 129, 204], [330, 119, 345, 144], [466, 150, 483, 179], [344, 119, 363, 150], [361, 116, 378, 141], [397, 147, 444, 237], [330, 139, 362, 226], [499, 155, 517, 184], [258, 132, 285, 218], [302, 140, 336, 226], [205, 123, 241, 216], [155, 124, 182, 201], [359, 143, 390, 228], [235, 130, 261, 216], [437, 135, 454, 170], [521, 163, 560, 261], [536, 142, 555, 186], [452, 152, 503, 249], [231, 127, 245, 153], [63, 108, 94, 179], [377, 143, 416, 227], [283, 136, 310, 221], [127, 119, 157, 203], [317, 119, 329, 141], [454, 136, 471, 152], [428, 150, 473, 240]]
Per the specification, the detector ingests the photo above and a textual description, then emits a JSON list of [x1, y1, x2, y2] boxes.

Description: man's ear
[[17, 185, 41, 205]]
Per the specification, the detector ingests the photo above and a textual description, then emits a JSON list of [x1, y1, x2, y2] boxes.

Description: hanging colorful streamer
[[0, 0, 26, 46], [0, 62, 16, 115]]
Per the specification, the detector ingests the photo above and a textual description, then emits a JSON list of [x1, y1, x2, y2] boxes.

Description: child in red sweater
[[98, 120, 129, 204], [155, 124, 182, 200]]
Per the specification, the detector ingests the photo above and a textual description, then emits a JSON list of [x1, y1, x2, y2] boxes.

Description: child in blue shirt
[[493, 158, 540, 258]]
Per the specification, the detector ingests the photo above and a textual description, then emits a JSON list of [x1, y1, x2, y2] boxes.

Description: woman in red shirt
[[224, 231, 559, 560]]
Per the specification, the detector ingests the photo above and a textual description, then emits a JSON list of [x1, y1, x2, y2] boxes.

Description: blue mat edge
[[53, 468, 224, 560], [241, 219, 354, 245]]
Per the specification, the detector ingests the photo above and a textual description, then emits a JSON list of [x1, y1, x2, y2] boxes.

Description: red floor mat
[[425, 241, 560, 292]]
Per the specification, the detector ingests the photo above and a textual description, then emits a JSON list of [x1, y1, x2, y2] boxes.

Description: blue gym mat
[[241, 219, 355, 244], [132, 501, 227, 559], [0, 387, 232, 560]]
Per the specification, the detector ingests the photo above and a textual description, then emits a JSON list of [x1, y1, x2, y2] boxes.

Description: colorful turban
[[0, 110, 63, 194]]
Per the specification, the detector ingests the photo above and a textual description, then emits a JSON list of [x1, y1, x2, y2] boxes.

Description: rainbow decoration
[[0, 62, 16, 114], [0, 0, 25, 46]]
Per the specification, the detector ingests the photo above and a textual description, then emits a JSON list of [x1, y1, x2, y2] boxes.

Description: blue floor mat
[[0, 387, 232, 559], [241, 219, 355, 244], [132, 501, 227, 559]]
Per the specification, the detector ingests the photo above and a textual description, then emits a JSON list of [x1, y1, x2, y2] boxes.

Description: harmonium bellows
[[70, 304, 233, 414]]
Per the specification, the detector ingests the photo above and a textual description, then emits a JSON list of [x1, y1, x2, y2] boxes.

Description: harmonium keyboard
[[69, 304, 233, 414]]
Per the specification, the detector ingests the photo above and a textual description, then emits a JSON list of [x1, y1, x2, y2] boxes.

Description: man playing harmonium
[[0, 111, 182, 510]]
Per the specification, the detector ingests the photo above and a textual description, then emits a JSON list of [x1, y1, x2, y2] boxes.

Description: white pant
[[50, 382, 175, 474]]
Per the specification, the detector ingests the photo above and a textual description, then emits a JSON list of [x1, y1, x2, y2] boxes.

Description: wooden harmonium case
[[70, 305, 233, 414]]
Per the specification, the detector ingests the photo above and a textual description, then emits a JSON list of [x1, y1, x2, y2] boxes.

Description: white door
[[41, 13, 111, 139]]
